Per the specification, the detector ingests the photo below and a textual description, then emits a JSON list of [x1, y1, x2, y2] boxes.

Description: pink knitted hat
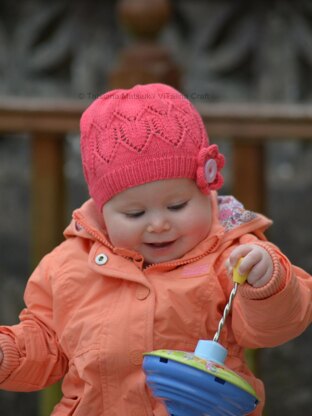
[[80, 83, 225, 211]]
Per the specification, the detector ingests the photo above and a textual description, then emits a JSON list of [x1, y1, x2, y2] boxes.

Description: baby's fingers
[[228, 245, 256, 271], [245, 259, 268, 287]]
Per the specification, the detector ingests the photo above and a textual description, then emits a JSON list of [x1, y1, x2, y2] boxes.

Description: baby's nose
[[147, 216, 171, 233]]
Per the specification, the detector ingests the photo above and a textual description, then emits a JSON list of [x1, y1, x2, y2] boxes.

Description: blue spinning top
[[143, 340, 259, 416]]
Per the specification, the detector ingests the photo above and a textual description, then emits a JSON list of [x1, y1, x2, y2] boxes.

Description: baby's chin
[[142, 251, 179, 267], [141, 245, 189, 267], [143, 255, 175, 267]]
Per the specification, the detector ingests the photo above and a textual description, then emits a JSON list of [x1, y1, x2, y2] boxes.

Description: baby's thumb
[[225, 258, 234, 278]]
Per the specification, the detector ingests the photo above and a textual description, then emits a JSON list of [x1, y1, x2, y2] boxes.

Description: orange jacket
[[0, 193, 311, 416]]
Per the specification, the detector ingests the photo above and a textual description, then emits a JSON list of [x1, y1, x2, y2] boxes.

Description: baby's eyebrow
[[165, 193, 191, 202], [118, 202, 145, 210], [168, 200, 188, 205], [123, 207, 145, 212]]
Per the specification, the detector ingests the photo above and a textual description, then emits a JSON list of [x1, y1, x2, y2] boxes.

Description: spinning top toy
[[143, 260, 259, 416]]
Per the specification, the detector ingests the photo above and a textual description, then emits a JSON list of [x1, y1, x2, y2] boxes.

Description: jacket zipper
[[73, 213, 114, 249]]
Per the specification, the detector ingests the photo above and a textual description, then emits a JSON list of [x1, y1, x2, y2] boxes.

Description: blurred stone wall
[[0, 1, 312, 415]]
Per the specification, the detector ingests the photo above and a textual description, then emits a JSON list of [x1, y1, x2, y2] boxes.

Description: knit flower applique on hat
[[196, 144, 225, 194]]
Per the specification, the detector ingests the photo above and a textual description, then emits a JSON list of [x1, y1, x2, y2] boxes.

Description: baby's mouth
[[145, 241, 175, 248]]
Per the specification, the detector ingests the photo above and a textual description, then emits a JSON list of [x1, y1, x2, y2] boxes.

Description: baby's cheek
[[105, 221, 124, 246], [109, 222, 141, 249], [191, 214, 211, 237], [182, 220, 210, 246], [109, 229, 129, 247]]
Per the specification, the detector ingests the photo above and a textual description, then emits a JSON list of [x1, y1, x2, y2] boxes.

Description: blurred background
[[0, 0, 311, 415]]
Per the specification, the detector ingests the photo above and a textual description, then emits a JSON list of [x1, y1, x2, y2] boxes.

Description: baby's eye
[[124, 211, 145, 218], [168, 201, 188, 211]]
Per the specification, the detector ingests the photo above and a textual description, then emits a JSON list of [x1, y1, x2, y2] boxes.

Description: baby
[[0, 83, 311, 416]]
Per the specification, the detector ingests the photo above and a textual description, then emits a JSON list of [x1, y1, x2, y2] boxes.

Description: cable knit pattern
[[80, 83, 225, 210], [239, 242, 286, 300], [0, 335, 20, 384]]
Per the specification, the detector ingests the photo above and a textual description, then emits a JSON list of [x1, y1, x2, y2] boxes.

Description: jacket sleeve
[[0, 249, 68, 391], [216, 233, 312, 349]]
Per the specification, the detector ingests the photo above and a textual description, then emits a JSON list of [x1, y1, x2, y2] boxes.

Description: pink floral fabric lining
[[218, 196, 257, 232]]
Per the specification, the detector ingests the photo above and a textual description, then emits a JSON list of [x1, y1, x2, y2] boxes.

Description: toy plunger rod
[[213, 259, 248, 343]]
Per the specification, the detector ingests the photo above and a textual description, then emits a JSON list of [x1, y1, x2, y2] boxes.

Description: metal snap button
[[75, 221, 83, 232], [95, 253, 108, 265], [136, 286, 150, 300]]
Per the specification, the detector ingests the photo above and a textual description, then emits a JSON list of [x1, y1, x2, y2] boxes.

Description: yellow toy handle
[[232, 258, 248, 284]]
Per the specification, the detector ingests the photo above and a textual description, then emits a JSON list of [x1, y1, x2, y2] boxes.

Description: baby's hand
[[226, 244, 273, 288]]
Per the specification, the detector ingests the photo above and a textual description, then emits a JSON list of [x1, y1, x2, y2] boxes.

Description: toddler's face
[[102, 178, 212, 266]]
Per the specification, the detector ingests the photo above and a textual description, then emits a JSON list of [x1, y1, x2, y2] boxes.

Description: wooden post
[[110, 0, 180, 89], [31, 133, 65, 416], [31, 133, 66, 264], [233, 140, 265, 213]]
